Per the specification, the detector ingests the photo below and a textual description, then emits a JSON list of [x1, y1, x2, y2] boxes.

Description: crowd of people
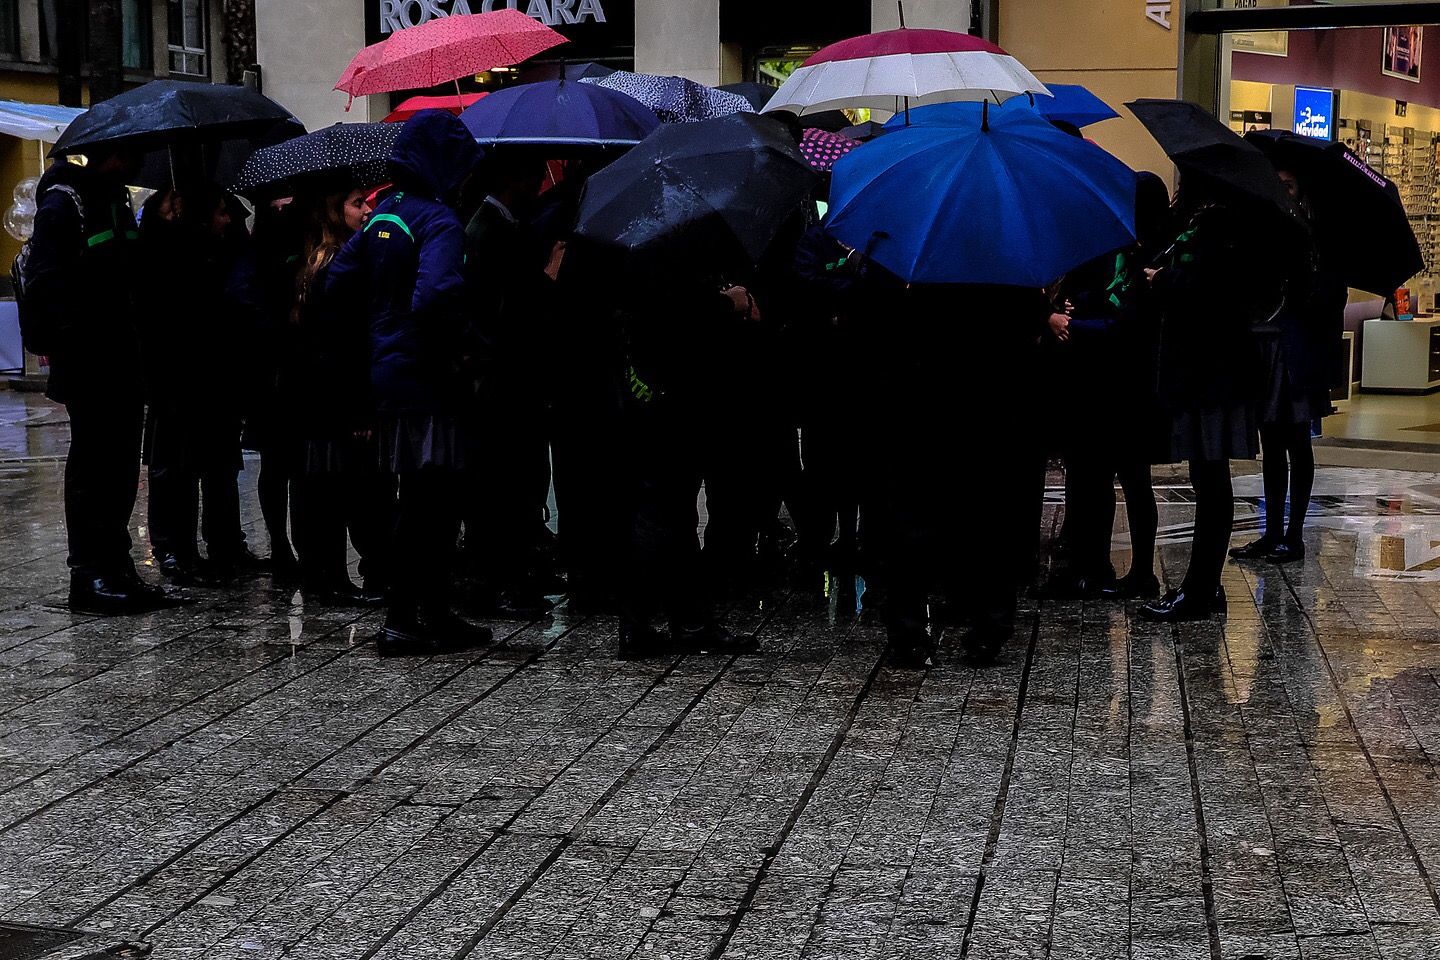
[[23, 108, 1344, 665]]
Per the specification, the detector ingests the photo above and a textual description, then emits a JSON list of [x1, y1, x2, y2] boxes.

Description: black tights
[[1259, 422, 1314, 544], [258, 447, 296, 565], [1117, 461, 1158, 581], [1184, 459, 1233, 596]]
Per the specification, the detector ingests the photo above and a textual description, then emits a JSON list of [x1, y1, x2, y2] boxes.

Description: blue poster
[[1293, 86, 1335, 140]]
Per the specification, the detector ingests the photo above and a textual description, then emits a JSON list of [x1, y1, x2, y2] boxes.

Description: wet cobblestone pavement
[[6, 396, 1440, 957]]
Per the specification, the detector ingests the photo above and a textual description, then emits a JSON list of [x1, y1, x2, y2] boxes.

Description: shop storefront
[[256, 0, 968, 130]]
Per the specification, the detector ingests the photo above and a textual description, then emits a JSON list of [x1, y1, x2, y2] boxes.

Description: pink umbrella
[[799, 127, 859, 172], [383, 92, 488, 122], [336, 9, 565, 106], [764, 27, 1047, 117]]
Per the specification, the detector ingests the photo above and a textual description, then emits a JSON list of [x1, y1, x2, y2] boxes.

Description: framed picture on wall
[[1383, 26, 1423, 82]]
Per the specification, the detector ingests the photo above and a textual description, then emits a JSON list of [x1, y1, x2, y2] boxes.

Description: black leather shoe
[[359, 580, 389, 606], [377, 607, 491, 657], [618, 621, 670, 660], [887, 627, 934, 669], [157, 552, 220, 586], [69, 573, 172, 616], [1265, 540, 1305, 564], [672, 621, 760, 655], [303, 579, 374, 607], [1137, 585, 1227, 622], [960, 623, 1010, 665], [1229, 537, 1278, 560], [1100, 572, 1162, 600]]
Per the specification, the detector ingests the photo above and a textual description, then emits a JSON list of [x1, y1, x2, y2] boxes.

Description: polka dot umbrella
[[335, 9, 567, 106], [231, 122, 403, 198], [580, 71, 754, 124], [799, 127, 859, 172]]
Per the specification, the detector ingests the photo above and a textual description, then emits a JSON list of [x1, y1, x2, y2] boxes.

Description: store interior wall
[[997, 0, 1179, 177]]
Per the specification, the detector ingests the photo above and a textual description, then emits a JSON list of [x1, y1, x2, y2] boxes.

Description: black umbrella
[[1245, 129, 1424, 295], [841, 120, 887, 141], [133, 116, 305, 191], [522, 61, 617, 83], [718, 82, 776, 112], [53, 80, 299, 158], [797, 109, 851, 133], [1126, 99, 1291, 215], [232, 122, 403, 198], [574, 112, 817, 269]]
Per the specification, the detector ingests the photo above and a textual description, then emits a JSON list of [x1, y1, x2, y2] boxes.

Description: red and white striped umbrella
[[764, 28, 1047, 116], [335, 10, 565, 104]]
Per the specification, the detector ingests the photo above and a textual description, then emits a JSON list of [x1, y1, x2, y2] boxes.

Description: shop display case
[[1361, 316, 1440, 392]]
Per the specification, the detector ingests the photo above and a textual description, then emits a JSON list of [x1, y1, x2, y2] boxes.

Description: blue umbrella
[[829, 102, 1137, 287], [459, 79, 659, 149], [1033, 83, 1120, 128], [580, 71, 754, 124]]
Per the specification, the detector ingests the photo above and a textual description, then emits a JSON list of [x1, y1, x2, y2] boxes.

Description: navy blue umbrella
[[830, 102, 1137, 286], [459, 79, 659, 149], [1033, 83, 1119, 128]]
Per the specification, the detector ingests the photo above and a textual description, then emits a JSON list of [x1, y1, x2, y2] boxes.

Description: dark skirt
[[1257, 332, 1330, 426], [377, 413, 466, 473], [1167, 402, 1259, 464]]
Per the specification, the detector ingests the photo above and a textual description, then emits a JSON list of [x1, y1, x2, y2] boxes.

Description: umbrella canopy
[[132, 117, 305, 191], [718, 82, 776, 112], [459, 78, 659, 149], [335, 10, 566, 102], [826, 102, 1136, 286], [574, 111, 816, 269], [799, 127, 858, 172], [1245, 129, 1425, 295], [1032, 83, 1119, 128], [1127, 99, 1291, 215], [764, 28, 1048, 116], [0, 100, 85, 143], [580, 71, 754, 123], [383, 92, 487, 122], [232, 122, 403, 197], [52, 80, 299, 158], [841, 120, 887, 141]]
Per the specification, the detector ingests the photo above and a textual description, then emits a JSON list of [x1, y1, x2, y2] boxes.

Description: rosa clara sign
[[380, 0, 607, 34], [1146, 0, 1172, 29]]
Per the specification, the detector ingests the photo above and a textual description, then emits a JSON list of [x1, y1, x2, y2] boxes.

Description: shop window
[[167, 0, 207, 76], [0, 0, 17, 58], [124, 0, 152, 70]]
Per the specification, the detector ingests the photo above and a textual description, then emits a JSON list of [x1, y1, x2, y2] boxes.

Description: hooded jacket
[[26, 160, 141, 405], [326, 110, 482, 416]]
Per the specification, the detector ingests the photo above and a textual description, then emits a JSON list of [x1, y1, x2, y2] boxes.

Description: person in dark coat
[[616, 274, 764, 660], [326, 110, 488, 655], [291, 185, 393, 606], [1229, 167, 1345, 566], [461, 155, 557, 618], [1046, 172, 1171, 600], [246, 197, 308, 587], [1139, 180, 1286, 622], [26, 147, 170, 614], [876, 278, 1052, 666], [139, 185, 260, 584]]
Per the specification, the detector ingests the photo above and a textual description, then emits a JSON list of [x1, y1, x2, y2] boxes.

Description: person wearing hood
[[24, 146, 171, 614], [326, 109, 489, 655]]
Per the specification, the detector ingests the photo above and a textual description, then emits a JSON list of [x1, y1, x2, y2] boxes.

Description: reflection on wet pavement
[[2, 393, 1440, 957]]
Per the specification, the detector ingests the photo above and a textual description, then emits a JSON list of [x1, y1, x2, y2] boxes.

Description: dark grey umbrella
[[232, 122, 402, 197], [52, 80, 299, 158]]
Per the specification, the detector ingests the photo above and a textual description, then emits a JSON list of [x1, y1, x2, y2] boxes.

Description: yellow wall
[[998, 0, 1180, 177], [0, 72, 83, 266]]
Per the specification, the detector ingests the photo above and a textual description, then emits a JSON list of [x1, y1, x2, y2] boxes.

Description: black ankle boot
[[1137, 585, 1226, 622], [1100, 572, 1161, 600]]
